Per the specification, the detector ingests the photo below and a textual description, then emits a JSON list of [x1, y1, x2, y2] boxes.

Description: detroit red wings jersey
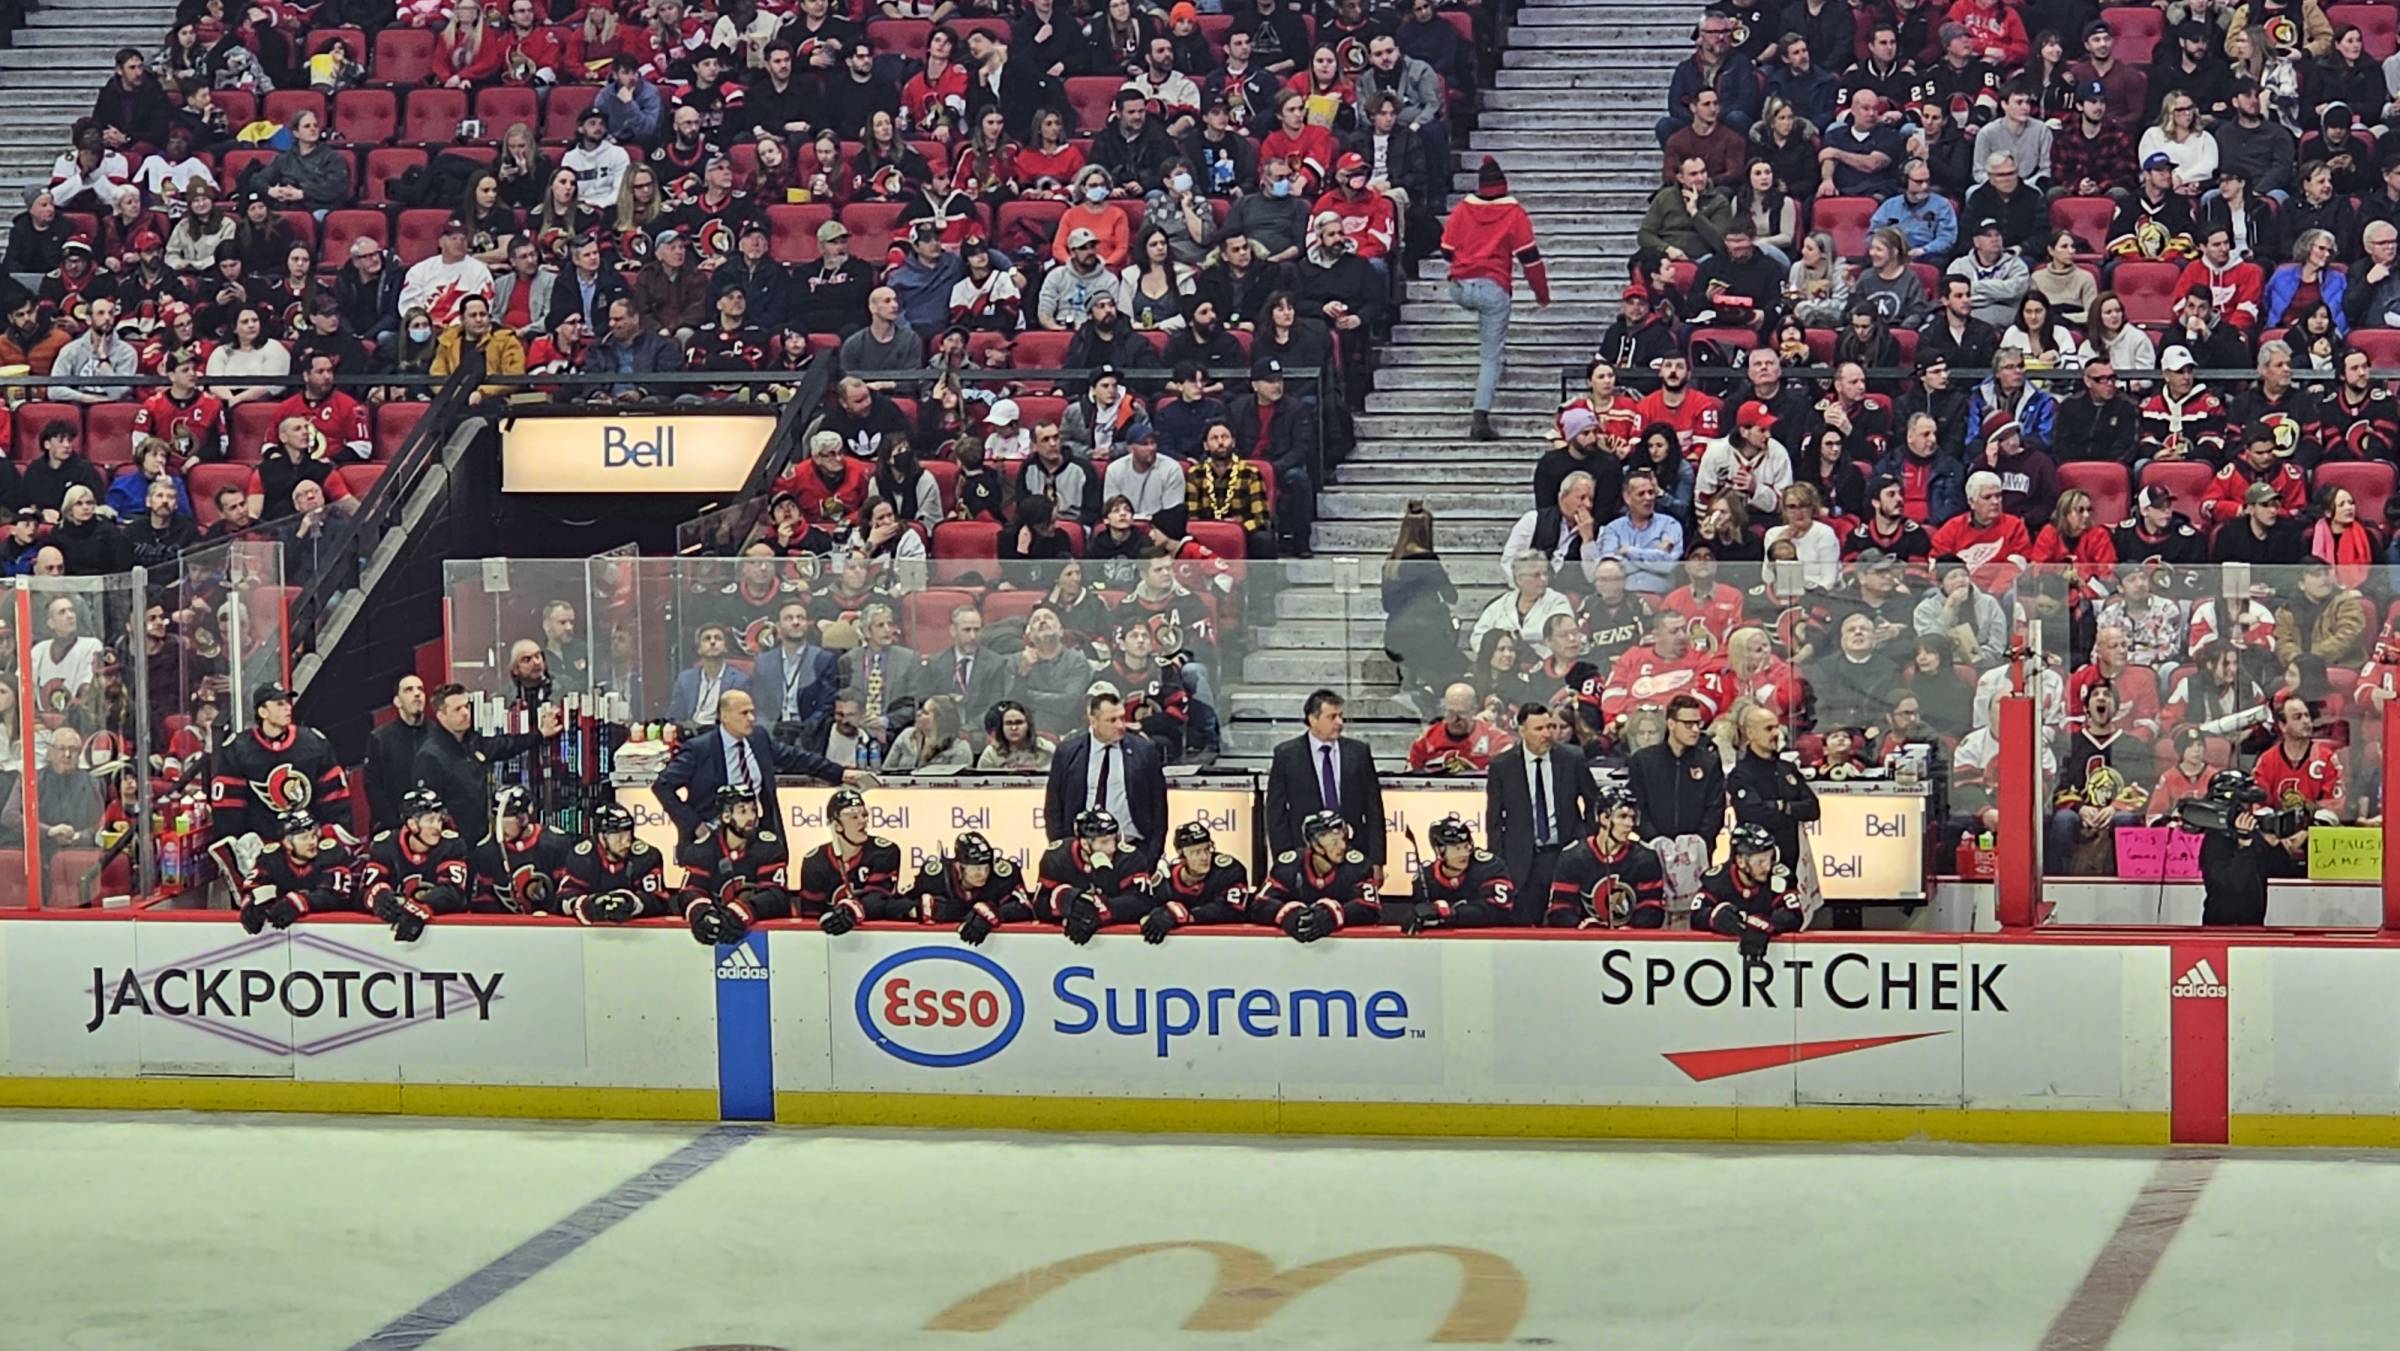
[[1596, 643, 1734, 723], [209, 725, 352, 841], [2253, 739, 2345, 811], [132, 390, 226, 469], [2171, 257, 2264, 330], [1406, 718, 1515, 773], [1557, 391, 1644, 445]]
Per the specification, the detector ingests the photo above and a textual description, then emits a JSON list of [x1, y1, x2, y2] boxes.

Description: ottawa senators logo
[[694, 217, 734, 262], [252, 761, 314, 813], [38, 678, 70, 714], [742, 616, 775, 653]]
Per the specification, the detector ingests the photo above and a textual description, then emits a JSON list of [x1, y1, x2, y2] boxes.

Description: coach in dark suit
[[654, 689, 853, 843], [747, 599, 843, 741], [918, 603, 1013, 729], [1484, 702, 1602, 922], [1044, 691, 1169, 872], [1264, 688, 1388, 867]]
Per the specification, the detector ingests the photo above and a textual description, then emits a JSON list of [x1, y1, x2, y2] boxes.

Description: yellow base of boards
[[0, 1076, 718, 1121]]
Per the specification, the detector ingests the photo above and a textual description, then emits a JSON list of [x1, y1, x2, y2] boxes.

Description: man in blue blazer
[[655, 689, 856, 843], [1043, 692, 1169, 873], [665, 623, 753, 728], [747, 599, 842, 742]]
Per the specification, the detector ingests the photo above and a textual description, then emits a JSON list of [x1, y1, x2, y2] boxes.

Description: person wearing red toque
[[1440, 156, 1551, 441]]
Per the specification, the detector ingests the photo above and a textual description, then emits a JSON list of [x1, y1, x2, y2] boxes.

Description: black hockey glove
[[1139, 906, 1177, 944], [1062, 893, 1104, 945]]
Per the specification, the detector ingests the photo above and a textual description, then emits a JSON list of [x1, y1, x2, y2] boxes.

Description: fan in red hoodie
[[2169, 229, 2265, 333], [1312, 154, 1397, 261], [1928, 469, 2033, 594], [2199, 420, 2308, 526], [1440, 154, 1551, 441]]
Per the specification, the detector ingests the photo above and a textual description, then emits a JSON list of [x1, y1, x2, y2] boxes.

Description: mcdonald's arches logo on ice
[[500, 412, 778, 494], [926, 1241, 1528, 1342]]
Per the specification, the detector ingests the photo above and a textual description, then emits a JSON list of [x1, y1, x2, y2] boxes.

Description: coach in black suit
[[654, 689, 854, 843], [1264, 689, 1388, 867], [1484, 702, 1602, 923], [1044, 691, 1170, 872]]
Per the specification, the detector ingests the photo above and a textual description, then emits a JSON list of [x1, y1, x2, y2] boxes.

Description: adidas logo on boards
[[2172, 958, 2228, 999], [715, 944, 769, 981]]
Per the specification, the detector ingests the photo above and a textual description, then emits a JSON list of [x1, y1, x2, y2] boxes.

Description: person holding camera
[[2189, 770, 2300, 927]]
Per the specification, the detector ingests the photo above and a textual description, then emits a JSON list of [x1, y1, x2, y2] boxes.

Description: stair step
[[1319, 486, 1525, 517], [1312, 519, 1515, 553], [1220, 722, 1423, 760], [1223, 690, 1419, 722], [1470, 130, 1671, 150], [1495, 66, 1678, 88], [1373, 367, 1572, 392], [1359, 411, 1567, 438], [1365, 388, 1569, 414], [14, 26, 163, 43], [1336, 463, 1535, 487]]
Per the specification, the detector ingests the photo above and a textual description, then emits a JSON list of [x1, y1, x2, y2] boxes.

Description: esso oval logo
[[855, 946, 1025, 1068]]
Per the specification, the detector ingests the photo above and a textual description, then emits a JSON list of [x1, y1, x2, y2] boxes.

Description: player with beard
[[906, 830, 1033, 945], [1135, 820, 1254, 942], [362, 788, 474, 943], [471, 785, 574, 915], [680, 783, 792, 944], [559, 802, 669, 925], [1037, 809, 1154, 944], [1695, 823, 1804, 963], [209, 683, 351, 857], [238, 810, 365, 933], [1257, 810, 1382, 941], [805, 787, 907, 933], [1546, 788, 1668, 928], [1396, 814, 1515, 931]]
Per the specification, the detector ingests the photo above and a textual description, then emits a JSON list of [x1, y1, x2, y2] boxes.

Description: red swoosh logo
[[1663, 1032, 1949, 1082]]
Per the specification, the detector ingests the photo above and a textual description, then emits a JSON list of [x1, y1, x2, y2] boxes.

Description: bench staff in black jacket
[[1625, 692, 1728, 920]]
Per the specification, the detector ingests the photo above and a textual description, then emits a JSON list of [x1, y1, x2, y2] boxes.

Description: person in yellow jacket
[[429, 294, 526, 403]]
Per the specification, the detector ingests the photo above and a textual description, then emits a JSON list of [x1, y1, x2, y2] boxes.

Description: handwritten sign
[[2114, 826, 2203, 880], [2308, 826, 2384, 881]]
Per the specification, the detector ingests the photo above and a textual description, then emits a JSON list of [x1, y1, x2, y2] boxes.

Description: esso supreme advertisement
[[830, 935, 1448, 1090]]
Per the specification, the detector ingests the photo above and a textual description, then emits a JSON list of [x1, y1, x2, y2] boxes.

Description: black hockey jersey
[[1693, 863, 1804, 936], [1141, 854, 1251, 925], [677, 823, 790, 900], [1548, 835, 1670, 928], [361, 827, 473, 913], [906, 856, 1032, 926], [1258, 848, 1382, 931], [470, 823, 577, 915], [209, 725, 351, 842], [1407, 850, 1516, 929], [241, 833, 365, 916], [1035, 839, 1151, 922], [559, 838, 670, 918], [795, 836, 905, 921]]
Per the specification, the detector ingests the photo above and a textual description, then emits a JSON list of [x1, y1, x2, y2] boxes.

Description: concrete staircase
[[0, 0, 180, 258], [1219, 0, 1692, 765]]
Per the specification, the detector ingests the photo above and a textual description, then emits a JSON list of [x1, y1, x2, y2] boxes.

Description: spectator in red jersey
[[776, 429, 873, 530], [1635, 352, 1726, 465], [2203, 419, 2310, 526], [2251, 694, 2344, 825], [1661, 544, 1748, 647], [132, 348, 225, 470], [271, 352, 373, 462], [1407, 682, 1516, 773], [1928, 469, 2032, 594]]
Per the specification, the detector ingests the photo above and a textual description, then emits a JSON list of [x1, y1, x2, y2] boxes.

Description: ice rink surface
[[6, 1112, 2400, 1350]]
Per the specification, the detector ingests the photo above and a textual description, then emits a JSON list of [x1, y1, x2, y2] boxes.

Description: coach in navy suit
[[1263, 689, 1388, 866], [747, 600, 843, 740], [1043, 692, 1169, 872], [654, 690, 854, 843]]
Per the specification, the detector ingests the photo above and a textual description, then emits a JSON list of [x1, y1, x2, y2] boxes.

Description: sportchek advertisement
[[788, 932, 2164, 1113], [3, 922, 589, 1073]]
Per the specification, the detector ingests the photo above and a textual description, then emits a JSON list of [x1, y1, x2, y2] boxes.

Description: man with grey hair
[[1928, 468, 2033, 594], [49, 296, 138, 403], [1499, 469, 1602, 586], [2347, 219, 2400, 331], [1947, 213, 2028, 327]]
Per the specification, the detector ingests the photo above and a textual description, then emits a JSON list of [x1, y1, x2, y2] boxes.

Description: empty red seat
[[766, 203, 835, 262], [922, 458, 958, 510], [838, 202, 905, 261], [404, 88, 469, 146], [474, 87, 539, 139], [541, 83, 601, 141], [2317, 460, 2396, 524], [85, 402, 142, 461], [1810, 196, 1878, 259], [215, 90, 257, 128], [2113, 261, 2183, 323], [276, 210, 320, 253], [360, 146, 425, 205], [995, 199, 1066, 255], [375, 401, 426, 461], [930, 522, 1001, 581], [230, 404, 283, 463], [2099, 5, 2164, 61], [2346, 326, 2400, 370], [14, 403, 80, 461], [333, 88, 398, 146], [866, 18, 932, 56], [264, 90, 328, 129], [393, 208, 453, 264], [2049, 196, 2116, 255], [373, 28, 438, 86], [1186, 519, 1246, 560], [320, 209, 389, 265], [2057, 460, 2129, 525], [343, 462, 389, 503], [1064, 77, 1123, 133], [900, 586, 975, 648], [219, 148, 277, 189], [948, 16, 1012, 48], [2331, 4, 2400, 58]]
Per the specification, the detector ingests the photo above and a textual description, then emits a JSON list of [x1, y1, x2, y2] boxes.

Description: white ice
[[3, 1112, 2397, 1349]]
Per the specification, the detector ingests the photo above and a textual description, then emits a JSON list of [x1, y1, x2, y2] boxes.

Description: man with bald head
[[653, 688, 861, 844], [1407, 681, 1516, 772], [838, 283, 923, 389]]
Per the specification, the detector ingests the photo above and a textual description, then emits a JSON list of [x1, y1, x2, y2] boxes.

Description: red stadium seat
[[342, 462, 388, 503], [1014, 394, 1068, 427], [1804, 328, 1836, 366], [85, 402, 141, 462], [2049, 196, 2116, 255], [2112, 261, 2183, 323], [375, 401, 427, 461], [767, 203, 835, 262], [404, 89, 470, 147], [333, 89, 398, 146], [1810, 196, 1878, 259], [264, 91, 327, 129], [2099, 5, 2164, 62], [189, 464, 250, 526], [307, 26, 367, 60], [1688, 326, 1760, 359], [1186, 519, 1246, 560], [995, 199, 1067, 255], [838, 202, 906, 261], [2331, 4, 2400, 58], [230, 404, 283, 463], [2316, 460, 2396, 524], [1064, 76, 1124, 133], [2058, 461, 2129, 525], [372, 28, 438, 86], [867, 19, 932, 56], [922, 458, 958, 510], [909, 138, 951, 178], [277, 210, 320, 253], [214, 90, 257, 128], [901, 587, 975, 649], [541, 84, 601, 141], [1909, 261, 1942, 296], [14, 403, 79, 461], [930, 522, 1001, 582], [2139, 460, 2216, 525], [1010, 331, 1072, 392], [474, 87, 540, 140], [2346, 326, 2400, 370], [949, 16, 1012, 47], [360, 146, 426, 205], [393, 208, 453, 264], [320, 208, 389, 264], [219, 148, 277, 190]]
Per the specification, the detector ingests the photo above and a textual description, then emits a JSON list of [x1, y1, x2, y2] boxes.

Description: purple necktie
[[1319, 744, 1340, 813]]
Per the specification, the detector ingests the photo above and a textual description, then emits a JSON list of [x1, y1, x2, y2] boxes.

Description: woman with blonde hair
[[1787, 229, 1849, 327], [433, 0, 502, 88], [2137, 92, 2219, 192], [1725, 626, 1803, 720]]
